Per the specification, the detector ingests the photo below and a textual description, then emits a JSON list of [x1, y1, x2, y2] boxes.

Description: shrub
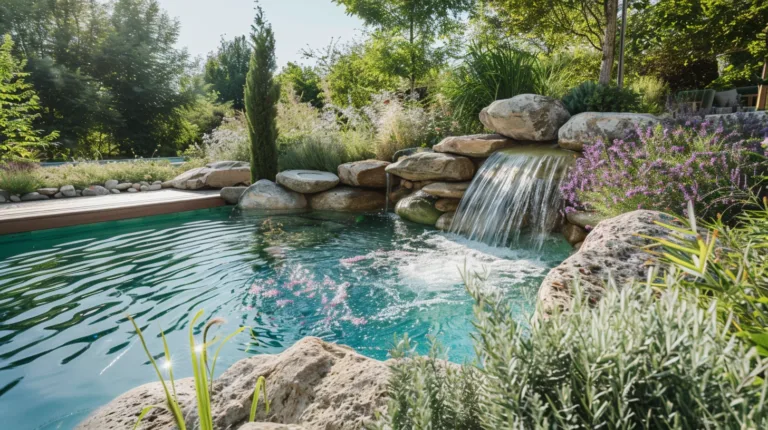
[[192, 114, 251, 162], [0, 162, 40, 194], [374, 277, 768, 430], [647, 200, 768, 355], [367, 94, 435, 161], [278, 133, 354, 173], [561, 81, 641, 115], [629, 75, 669, 114], [561, 120, 768, 219]]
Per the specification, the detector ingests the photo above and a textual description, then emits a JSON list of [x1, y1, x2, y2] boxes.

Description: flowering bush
[[561, 119, 767, 218]]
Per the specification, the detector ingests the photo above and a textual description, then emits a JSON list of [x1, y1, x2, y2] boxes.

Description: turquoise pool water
[[0, 207, 570, 429]]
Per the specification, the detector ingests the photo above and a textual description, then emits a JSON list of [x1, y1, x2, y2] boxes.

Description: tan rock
[[337, 160, 391, 188], [76, 338, 390, 430], [433, 134, 516, 157], [169, 161, 251, 190], [480, 94, 570, 141], [238, 180, 307, 210], [435, 198, 460, 212], [395, 191, 442, 225], [221, 186, 248, 205], [558, 112, 659, 151], [421, 182, 470, 199], [276, 170, 339, 194], [566, 211, 609, 229], [385, 152, 474, 182], [562, 223, 588, 245], [310, 187, 386, 212]]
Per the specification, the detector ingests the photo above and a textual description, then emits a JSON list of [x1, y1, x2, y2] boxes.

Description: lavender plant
[[561, 119, 768, 219]]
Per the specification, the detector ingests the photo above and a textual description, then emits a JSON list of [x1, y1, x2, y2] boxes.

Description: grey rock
[[435, 212, 455, 231], [115, 183, 133, 191], [0, 194, 6, 203], [127, 188, 138, 193], [337, 160, 392, 188], [309, 187, 386, 212], [169, 161, 251, 190], [0, 190, 9, 200], [152, 181, 162, 185], [37, 187, 59, 196], [148, 184, 162, 191], [82, 185, 110, 197], [10, 195, 21, 202], [221, 186, 248, 205], [433, 134, 517, 157], [140, 185, 150, 192], [104, 179, 119, 190], [110, 189, 121, 194], [75, 190, 82, 196], [140, 181, 149, 186], [392, 147, 433, 162], [60, 185, 77, 197], [238, 180, 307, 210], [421, 182, 470, 199], [385, 152, 475, 182], [558, 112, 659, 152], [480, 94, 570, 141], [538, 210, 677, 314], [161, 180, 174, 188], [276, 170, 339, 194], [132, 183, 141, 190], [21, 192, 49, 201], [53, 192, 63, 199], [76, 337, 390, 430], [395, 191, 442, 225]]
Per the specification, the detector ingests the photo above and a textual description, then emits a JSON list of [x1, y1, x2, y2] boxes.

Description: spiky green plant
[[128, 310, 269, 430], [244, 6, 280, 182], [374, 273, 768, 429]]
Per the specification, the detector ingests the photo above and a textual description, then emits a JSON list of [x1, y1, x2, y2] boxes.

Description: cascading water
[[450, 145, 575, 249]]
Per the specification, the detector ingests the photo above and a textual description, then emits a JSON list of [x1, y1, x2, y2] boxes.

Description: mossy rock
[[395, 191, 442, 225]]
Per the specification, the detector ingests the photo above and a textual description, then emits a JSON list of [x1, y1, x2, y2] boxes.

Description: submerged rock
[[337, 160, 391, 188], [538, 210, 676, 314], [395, 191, 443, 225], [433, 134, 516, 157], [309, 187, 386, 212], [435, 212, 455, 231], [385, 152, 474, 182], [169, 161, 251, 190], [480, 94, 570, 141], [276, 170, 339, 194], [76, 337, 390, 430], [238, 180, 307, 211], [558, 112, 659, 151]]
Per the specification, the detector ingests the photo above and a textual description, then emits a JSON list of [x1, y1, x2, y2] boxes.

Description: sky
[[156, 0, 366, 68]]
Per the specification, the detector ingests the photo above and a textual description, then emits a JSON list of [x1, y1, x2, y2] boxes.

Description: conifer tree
[[244, 5, 279, 182]]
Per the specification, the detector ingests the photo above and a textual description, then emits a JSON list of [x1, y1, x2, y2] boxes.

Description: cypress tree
[[244, 6, 279, 182]]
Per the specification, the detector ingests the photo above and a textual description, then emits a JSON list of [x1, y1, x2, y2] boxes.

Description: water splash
[[450, 145, 575, 249]]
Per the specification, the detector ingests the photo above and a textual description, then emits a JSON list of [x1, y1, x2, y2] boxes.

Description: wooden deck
[[0, 189, 226, 235]]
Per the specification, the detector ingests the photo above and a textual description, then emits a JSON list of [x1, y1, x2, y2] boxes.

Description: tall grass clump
[[129, 310, 268, 430], [561, 119, 767, 219], [367, 93, 435, 161], [374, 275, 768, 429], [630, 75, 669, 114], [34, 160, 182, 189], [0, 162, 40, 194]]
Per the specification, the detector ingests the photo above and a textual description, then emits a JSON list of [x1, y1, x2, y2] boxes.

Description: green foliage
[[443, 43, 544, 127], [278, 133, 363, 173], [0, 163, 40, 194], [34, 160, 182, 189], [629, 75, 669, 114], [375, 276, 768, 429], [333, 0, 474, 92], [279, 62, 324, 108], [561, 81, 640, 115], [245, 7, 280, 182], [191, 114, 251, 163], [370, 94, 437, 161], [128, 310, 269, 430], [647, 200, 768, 355], [204, 36, 251, 110], [0, 34, 58, 161]]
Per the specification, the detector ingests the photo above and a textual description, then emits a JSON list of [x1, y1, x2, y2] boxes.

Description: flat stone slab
[[276, 170, 339, 194], [337, 160, 391, 188], [385, 152, 474, 182], [310, 187, 386, 212], [433, 134, 516, 157], [420, 182, 470, 199]]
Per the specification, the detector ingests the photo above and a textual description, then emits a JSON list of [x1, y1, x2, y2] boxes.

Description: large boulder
[[558, 112, 659, 151], [538, 210, 676, 314], [238, 180, 307, 210], [385, 152, 474, 182], [337, 160, 391, 188], [433, 134, 516, 157], [309, 187, 386, 212], [76, 337, 390, 430], [421, 182, 470, 199], [276, 170, 339, 194], [395, 191, 443, 225], [169, 161, 251, 190], [480, 94, 570, 141]]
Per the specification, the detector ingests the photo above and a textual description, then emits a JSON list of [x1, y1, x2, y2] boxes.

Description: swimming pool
[[0, 207, 570, 429]]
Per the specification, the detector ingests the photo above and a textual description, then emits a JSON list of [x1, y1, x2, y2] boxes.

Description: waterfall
[[449, 145, 574, 249]]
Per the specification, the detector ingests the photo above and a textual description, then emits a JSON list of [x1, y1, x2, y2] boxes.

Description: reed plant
[[128, 310, 269, 430]]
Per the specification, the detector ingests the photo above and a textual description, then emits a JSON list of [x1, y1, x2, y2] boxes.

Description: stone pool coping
[[0, 189, 225, 235]]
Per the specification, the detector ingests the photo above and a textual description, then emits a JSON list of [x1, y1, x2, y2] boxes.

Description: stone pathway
[[0, 189, 224, 235]]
